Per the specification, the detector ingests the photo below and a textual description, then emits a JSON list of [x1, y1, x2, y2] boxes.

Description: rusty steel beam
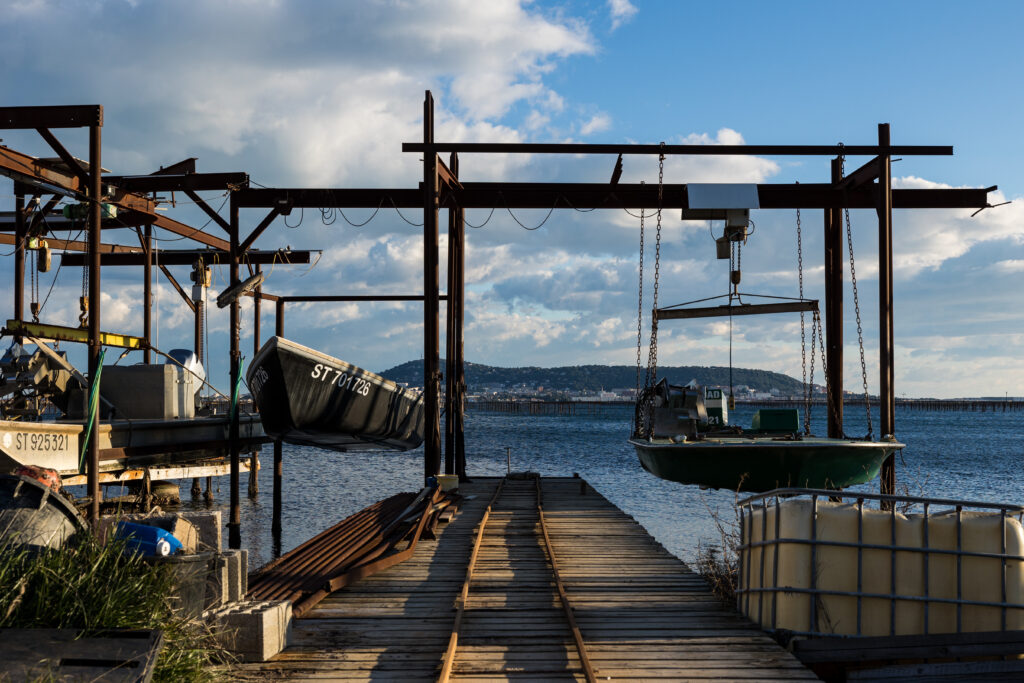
[[825, 158, 844, 439], [158, 264, 196, 313], [655, 300, 818, 320], [184, 189, 232, 233], [103, 172, 248, 193], [0, 233, 141, 254], [0, 105, 102, 129], [60, 249, 310, 267], [231, 183, 990, 211], [148, 212, 231, 250], [237, 207, 282, 254], [404, 141, 954, 156], [278, 294, 445, 303], [35, 128, 91, 187], [423, 91, 442, 484], [0, 145, 85, 194]]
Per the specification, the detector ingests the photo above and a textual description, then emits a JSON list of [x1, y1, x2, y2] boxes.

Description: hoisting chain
[[797, 207, 810, 434], [839, 149, 874, 439], [635, 190, 647, 435], [636, 188, 646, 399], [644, 149, 666, 392], [814, 309, 845, 436]]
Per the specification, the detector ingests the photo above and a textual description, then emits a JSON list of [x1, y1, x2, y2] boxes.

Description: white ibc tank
[[740, 498, 1024, 636]]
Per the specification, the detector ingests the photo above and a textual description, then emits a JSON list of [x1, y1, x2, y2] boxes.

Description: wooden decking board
[[233, 476, 816, 681]]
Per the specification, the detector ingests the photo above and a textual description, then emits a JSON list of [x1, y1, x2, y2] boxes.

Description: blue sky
[[1, 0, 1021, 398]]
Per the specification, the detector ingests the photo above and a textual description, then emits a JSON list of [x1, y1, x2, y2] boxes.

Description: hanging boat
[[629, 380, 902, 492], [246, 336, 425, 452]]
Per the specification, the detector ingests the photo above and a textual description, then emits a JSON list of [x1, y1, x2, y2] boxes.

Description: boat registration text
[[311, 363, 371, 396]]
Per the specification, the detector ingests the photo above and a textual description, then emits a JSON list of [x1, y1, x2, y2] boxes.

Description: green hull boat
[[630, 436, 903, 492]]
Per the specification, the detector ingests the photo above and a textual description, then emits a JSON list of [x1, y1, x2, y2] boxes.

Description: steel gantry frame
[[2, 96, 996, 544], [232, 91, 993, 507]]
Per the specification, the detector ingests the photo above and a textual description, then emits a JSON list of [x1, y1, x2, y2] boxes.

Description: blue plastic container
[[115, 521, 183, 557]]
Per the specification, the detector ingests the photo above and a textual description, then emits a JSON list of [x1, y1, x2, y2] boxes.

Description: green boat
[[630, 381, 903, 492]]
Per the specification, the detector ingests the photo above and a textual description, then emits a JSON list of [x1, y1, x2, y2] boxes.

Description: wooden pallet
[[0, 628, 163, 682], [232, 476, 816, 681]]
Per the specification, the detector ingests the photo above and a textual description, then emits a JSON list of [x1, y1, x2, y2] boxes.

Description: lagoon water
[[175, 404, 1024, 570]]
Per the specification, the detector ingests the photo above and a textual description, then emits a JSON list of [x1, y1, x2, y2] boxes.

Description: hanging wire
[[463, 207, 496, 229], [501, 191, 557, 231], [283, 206, 304, 228], [389, 196, 425, 226]]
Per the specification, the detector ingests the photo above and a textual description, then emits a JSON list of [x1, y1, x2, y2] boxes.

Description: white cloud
[[580, 113, 612, 136], [608, 0, 638, 30], [994, 259, 1024, 273]]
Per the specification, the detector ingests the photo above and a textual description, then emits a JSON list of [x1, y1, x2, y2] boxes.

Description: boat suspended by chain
[[246, 336, 425, 452], [629, 180, 902, 492]]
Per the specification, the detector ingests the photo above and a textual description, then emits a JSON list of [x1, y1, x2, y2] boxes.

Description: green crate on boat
[[751, 408, 800, 433]]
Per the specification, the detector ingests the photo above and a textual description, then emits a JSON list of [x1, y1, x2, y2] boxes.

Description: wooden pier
[[234, 476, 815, 681]]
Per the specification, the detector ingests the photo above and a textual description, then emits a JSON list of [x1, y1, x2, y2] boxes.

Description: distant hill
[[379, 360, 804, 396]]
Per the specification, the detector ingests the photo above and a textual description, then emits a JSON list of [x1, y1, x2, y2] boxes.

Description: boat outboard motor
[[649, 378, 708, 440]]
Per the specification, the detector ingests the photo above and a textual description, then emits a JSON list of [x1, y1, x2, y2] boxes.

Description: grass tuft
[[0, 532, 225, 682]]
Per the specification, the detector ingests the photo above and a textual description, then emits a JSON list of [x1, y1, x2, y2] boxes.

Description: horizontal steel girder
[[232, 183, 992, 210], [402, 142, 953, 156], [0, 105, 102, 129], [60, 249, 312, 267], [656, 300, 818, 320]]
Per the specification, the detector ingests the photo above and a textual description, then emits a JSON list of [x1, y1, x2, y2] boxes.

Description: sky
[[1, 0, 1022, 399]]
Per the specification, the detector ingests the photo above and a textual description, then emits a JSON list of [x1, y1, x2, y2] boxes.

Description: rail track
[[438, 474, 597, 682]]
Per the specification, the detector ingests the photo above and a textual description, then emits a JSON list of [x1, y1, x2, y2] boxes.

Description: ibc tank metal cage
[[736, 488, 1024, 639]]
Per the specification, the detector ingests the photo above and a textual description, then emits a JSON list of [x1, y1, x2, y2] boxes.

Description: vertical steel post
[[194, 299, 203, 362], [423, 91, 441, 483], [253, 265, 262, 357], [444, 153, 459, 476], [272, 299, 284, 537], [87, 121, 103, 524], [13, 185, 25, 325], [877, 123, 896, 496], [454, 164, 468, 481], [143, 224, 152, 364], [824, 157, 844, 438], [228, 196, 241, 548]]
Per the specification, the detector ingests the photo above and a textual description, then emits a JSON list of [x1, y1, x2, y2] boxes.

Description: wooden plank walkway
[[234, 476, 816, 681]]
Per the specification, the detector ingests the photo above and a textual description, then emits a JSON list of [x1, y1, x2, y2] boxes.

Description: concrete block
[[204, 554, 230, 610], [204, 600, 292, 662], [223, 549, 243, 603], [177, 510, 221, 552]]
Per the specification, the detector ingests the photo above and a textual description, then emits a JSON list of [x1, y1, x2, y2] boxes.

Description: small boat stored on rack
[[246, 336, 425, 452], [629, 380, 902, 492]]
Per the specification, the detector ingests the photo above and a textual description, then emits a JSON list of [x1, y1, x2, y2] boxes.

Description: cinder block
[[204, 554, 230, 610], [204, 600, 292, 662], [177, 511, 221, 552], [223, 549, 243, 603]]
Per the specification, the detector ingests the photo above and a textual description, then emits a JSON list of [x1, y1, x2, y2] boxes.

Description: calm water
[[170, 404, 1024, 569]]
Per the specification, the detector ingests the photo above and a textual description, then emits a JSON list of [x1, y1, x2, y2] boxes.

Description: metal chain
[[815, 309, 845, 436], [797, 208, 810, 433], [839, 151, 874, 439], [635, 189, 646, 434], [644, 149, 665, 389], [807, 307, 817, 427]]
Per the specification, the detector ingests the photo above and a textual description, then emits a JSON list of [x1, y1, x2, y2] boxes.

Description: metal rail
[[437, 476, 597, 683], [535, 475, 598, 683], [437, 477, 505, 682]]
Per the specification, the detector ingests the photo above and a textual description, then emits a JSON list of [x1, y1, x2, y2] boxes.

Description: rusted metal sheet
[[248, 487, 450, 617]]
